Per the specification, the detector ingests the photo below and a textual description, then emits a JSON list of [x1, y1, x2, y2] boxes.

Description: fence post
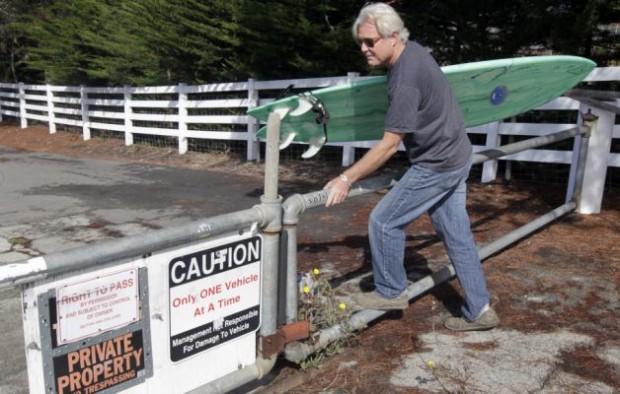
[[247, 78, 260, 161], [80, 85, 90, 140], [46, 84, 56, 134], [566, 108, 587, 203], [178, 82, 188, 154], [123, 86, 134, 146], [480, 121, 501, 182], [19, 82, 27, 128], [341, 72, 360, 167], [576, 103, 615, 214]]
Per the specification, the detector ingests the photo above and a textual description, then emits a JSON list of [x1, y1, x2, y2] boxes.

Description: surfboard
[[247, 55, 596, 158]]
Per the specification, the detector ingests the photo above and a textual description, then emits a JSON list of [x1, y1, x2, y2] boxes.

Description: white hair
[[352, 2, 410, 43]]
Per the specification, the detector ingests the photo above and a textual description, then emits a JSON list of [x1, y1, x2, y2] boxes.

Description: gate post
[[576, 104, 615, 214]]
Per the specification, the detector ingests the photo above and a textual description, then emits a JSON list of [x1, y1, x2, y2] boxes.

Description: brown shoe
[[444, 308, 500, 331], [351, 291, 408, 310]]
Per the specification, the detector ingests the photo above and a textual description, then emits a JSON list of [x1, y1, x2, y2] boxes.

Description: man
[[324, 2, 499, 331]]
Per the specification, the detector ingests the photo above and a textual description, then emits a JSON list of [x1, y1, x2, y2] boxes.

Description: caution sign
[[53, 330, 145, 394], [168, 235, 261, 361], [56, 269, 139, 344]]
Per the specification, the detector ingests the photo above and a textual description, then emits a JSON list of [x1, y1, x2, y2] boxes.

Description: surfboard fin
[[279, 132, 297, 150], [264, 92, 330, 158], [289, 97, 314, 116], [301, 136, 326, 159]]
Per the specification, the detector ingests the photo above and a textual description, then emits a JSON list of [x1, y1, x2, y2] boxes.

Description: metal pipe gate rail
[[0, 107, 607, 393]]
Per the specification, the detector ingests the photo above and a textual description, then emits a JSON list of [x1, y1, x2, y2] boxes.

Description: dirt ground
[[1, 124, 619, 393]]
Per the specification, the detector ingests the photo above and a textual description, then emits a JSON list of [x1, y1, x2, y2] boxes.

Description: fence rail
[[0, 68, 618, 181]]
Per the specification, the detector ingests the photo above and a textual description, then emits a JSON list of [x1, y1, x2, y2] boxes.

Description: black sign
[[168, 236, 262, 288], [169, 306, 260, 362], [53, 330, 145, 394]]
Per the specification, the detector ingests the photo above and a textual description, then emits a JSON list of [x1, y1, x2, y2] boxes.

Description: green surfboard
[[248, 55, 595, 158]]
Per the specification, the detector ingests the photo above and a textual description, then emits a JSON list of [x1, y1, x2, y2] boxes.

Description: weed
[[297, 268, 355, 370]]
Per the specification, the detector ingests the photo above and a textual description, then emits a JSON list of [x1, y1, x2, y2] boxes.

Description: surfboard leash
[[302, 92, 331, 144], [275, 84, 295, 100]]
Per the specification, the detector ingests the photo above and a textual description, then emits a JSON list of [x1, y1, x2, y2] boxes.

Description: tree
[[391, 0, 618, 65], [0, 0, 51, 82], [544, 0, 619, 65], [0, 0, 20, 82], [121, 0, 244, 84], [5, 0, 618, 85], [234, 0, 365, 79], [18, 0, 244, 85], [18, 0, 125, 84]]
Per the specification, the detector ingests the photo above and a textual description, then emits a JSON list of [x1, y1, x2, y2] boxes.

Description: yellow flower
[[303, 285, 310, 294], [339, 302, 346, 310], [312, 268, 320, 276], [427, 361, 435, 368]]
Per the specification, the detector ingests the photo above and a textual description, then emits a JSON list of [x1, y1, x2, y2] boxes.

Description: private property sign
[[168, 235, 262, 361], [29, 266, 153, 394], [53, 330, 146, 394]]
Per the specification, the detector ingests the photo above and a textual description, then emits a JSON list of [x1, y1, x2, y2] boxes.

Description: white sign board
[[56, 268, 139, 344], [168, 235, 261, 361]]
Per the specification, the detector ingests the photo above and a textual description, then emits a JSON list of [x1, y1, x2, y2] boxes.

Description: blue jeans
[[368, 157, 489, 320]]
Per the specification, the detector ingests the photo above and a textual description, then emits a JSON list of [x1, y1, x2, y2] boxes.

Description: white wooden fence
[[0, 73, 364, 162], [0, 67, 618, 186]]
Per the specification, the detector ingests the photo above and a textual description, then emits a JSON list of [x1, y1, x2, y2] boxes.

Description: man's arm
[[324, 130, 404, 207]]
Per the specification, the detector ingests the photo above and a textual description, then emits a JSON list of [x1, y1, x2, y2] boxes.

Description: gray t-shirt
[[385, 41, 471, 171]]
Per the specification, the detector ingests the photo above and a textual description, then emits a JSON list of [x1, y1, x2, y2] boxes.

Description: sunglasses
[[357, 35, 383, 48]]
